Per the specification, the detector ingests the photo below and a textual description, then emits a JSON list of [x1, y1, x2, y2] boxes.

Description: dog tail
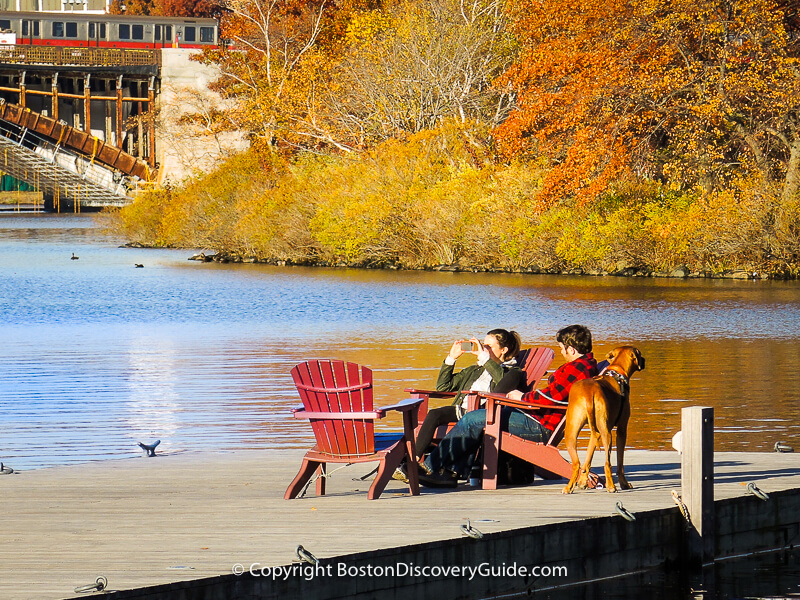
[[584, 389, 598, 435]]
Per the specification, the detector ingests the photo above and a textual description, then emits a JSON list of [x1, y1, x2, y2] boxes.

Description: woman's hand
[[448, 340, 467, 361], [472, 337, 491, 365], [468, 337, 483, 355], [506, 390, 524, 400], [448, 338, 484, 361]]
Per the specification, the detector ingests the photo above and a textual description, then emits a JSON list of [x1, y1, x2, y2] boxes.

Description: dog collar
[[604, 369, 630, 396]]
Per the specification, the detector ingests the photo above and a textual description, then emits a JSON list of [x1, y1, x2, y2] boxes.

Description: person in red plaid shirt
[[505, 324, 598, 431], [420, 325, 598, 487]]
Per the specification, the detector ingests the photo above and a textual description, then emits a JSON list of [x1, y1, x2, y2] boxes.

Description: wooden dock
[[1, 449, 799, 600]]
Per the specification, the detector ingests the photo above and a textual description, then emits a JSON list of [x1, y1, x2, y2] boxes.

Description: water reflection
[[1, 214, 800, 469], [123, 336, 180, 451]]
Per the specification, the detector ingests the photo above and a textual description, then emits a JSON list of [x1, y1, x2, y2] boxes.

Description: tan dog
[[562, 346, 645, 494]]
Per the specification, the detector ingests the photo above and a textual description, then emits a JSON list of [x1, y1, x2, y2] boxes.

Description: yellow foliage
[[345, 9, 392, 46], [112, 119, 800, 276]]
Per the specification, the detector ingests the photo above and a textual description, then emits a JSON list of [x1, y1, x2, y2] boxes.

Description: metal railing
[[0, 45, 159, 67], [0, 119, 132, 207]]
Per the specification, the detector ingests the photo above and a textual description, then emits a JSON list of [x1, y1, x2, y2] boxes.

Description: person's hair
[[487, 328, 522, 360], [556, 325, 592, 355]]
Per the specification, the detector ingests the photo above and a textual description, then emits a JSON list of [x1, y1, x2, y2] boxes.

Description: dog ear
[[606, 348, 620, 361], [635, 349, 646, 370]]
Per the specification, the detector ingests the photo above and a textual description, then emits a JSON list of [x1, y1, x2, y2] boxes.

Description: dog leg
[[616, 409, 632, 490], [577, 391, 602, 489], [561, 410, 585, 495], [577, 430, 599, 489], [596, 420, 615, 493]]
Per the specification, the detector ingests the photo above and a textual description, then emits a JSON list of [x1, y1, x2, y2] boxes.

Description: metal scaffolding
[[0, 121, 131, 210]]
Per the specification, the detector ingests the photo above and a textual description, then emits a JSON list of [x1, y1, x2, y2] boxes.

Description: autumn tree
[[110, 0, 222, 15], [108, 0, 156, 14], [198, 0, 516, 152], [197, 0, 350, 151], [331, 0, 517, 146], [495, 0, 800, 207], [155, 0, 222, 17]]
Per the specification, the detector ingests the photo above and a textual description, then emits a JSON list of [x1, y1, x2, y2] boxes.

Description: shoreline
[[178, 249, 784, 281]]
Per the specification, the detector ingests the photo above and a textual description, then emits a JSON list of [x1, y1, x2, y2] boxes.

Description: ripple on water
[[2, 215, 800, 469]]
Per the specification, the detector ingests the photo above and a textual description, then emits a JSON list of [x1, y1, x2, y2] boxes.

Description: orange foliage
[[495, 0, 800, 207], [493, 0, 645, 206]]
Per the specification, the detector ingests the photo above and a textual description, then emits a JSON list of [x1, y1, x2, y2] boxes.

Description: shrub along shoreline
[[109, 126, 800, 281], [177, 248, 766, 280]]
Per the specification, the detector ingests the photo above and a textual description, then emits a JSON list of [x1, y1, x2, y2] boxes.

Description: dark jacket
[[436, 358, 523, 407]]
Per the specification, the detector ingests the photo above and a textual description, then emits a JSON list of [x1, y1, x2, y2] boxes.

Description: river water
[[2, 213, 800, 471]]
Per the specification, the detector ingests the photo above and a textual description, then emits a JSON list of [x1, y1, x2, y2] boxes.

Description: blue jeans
[[423, 407, 550, 479]]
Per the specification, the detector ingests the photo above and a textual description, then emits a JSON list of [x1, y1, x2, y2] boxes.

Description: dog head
[[605, 346, 645, 377]]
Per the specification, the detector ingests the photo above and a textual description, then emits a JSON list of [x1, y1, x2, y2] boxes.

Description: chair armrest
[[476, 393, 567, 424], [404, 388, 458, 399], [293, 398, 424, 421], [291, 405, 305, 414], [292, 410, 383, 420], [379, 398, 424, 452], [376, 397, 424, 416]]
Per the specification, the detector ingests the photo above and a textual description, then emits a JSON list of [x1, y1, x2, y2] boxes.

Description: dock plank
[[1, 449, 799, 600]]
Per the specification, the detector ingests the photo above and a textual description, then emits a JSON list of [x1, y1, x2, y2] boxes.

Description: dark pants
[[423, 407, 551, 479], [415, 405, 459, 459]]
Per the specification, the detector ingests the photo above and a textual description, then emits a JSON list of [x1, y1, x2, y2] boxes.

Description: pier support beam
[[147, 76, 156, 167], [19, 70, 26, 107], [51, 72, 58, 121], [116, 74, 123, 148], [83, 73, 91, 133], [681, 406, 715, 565]]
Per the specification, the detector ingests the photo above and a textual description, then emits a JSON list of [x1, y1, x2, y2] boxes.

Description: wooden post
[[116, 74, 123, 148], [51, 72, 59, 121], [83, 74, 91, 133], [681, 406, 714, 565], [19, 70, 26, 108], [147, 76, 156, 168], [105, 80, 112, 145], [137, 80, 144, 157]]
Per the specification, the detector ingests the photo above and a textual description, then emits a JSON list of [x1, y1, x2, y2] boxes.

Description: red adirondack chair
[[480, 395, 572, 489], [284, 360, 422, 501]]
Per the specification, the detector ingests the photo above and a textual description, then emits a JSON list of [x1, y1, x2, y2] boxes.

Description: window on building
[[132, 24, 143, 40], [200, 26, 214, 43], [52, 22, 65, 37], [183, 26, 195, 42], [119, 23, 130, 40], [66, 22, 78, 37]]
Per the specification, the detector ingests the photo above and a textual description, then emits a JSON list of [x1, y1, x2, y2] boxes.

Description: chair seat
[[306, 432, 405, 462]]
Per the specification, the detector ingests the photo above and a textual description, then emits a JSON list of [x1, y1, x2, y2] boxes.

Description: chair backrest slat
[[519, 346, 567, 446], [330, 360, 357, 456], [291, 359, 375, 457], [347, 360, 374, 455], [320, 360, 347, 455], [292, 361, 335, 453], [519, 347, 555, 393]]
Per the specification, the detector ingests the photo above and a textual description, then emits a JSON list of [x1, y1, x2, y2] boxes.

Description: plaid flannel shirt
[[521, 352, 598, 432]]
